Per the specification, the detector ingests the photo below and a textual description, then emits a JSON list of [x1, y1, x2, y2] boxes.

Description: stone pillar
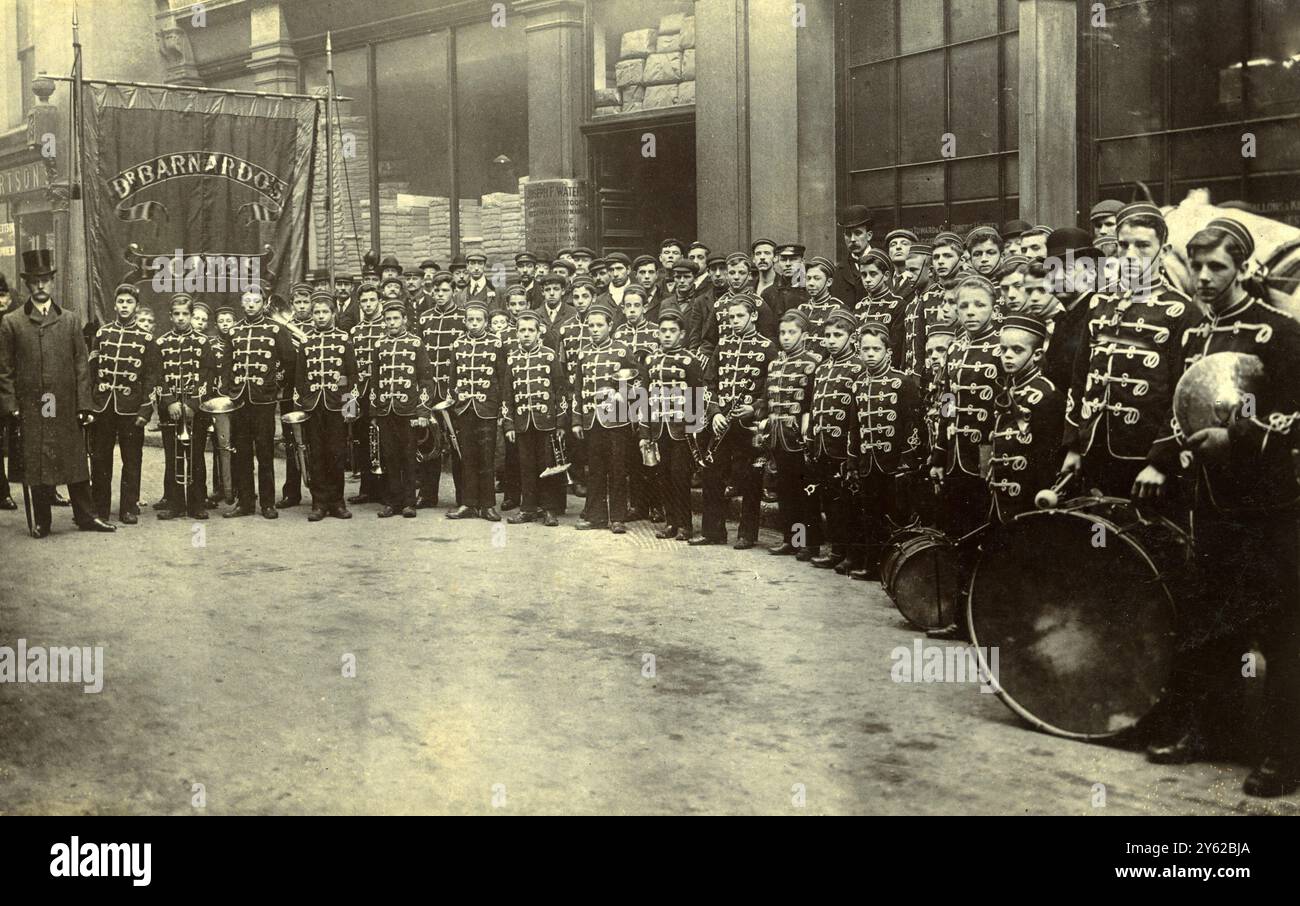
[[696, 0, 837, 253], [1018, 0, 1078, 226], [517, 0, 588, 250], [248, 2, 299, 96], [695, 0, 748, 251], [517, 0, 586, 180]]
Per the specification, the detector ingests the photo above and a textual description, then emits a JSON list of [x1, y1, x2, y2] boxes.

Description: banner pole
[[44, 75, 351, 104], [72, 6, 95, 324], [326, 31, 335, 288]]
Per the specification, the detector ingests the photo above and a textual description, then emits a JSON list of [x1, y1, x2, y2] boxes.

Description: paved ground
[[0, 446, 1294, 815]]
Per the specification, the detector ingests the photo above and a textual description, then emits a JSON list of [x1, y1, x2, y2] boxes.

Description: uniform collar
[[865, 360, 890, 378], [1010, 365, 1041, 387], [1212, 291, 1253, 321]]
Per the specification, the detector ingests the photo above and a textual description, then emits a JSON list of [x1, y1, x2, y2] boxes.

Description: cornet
[[541, 429, 572, 479]]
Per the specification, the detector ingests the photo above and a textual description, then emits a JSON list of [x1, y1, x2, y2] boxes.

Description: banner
[[81, 84, 318, 321]]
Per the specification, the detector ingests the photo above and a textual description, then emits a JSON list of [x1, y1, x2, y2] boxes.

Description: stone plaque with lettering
[[525, 179, 589, 256]]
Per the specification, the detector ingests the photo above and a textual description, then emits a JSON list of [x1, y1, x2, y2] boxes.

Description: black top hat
[[20, 249, 56, 279]]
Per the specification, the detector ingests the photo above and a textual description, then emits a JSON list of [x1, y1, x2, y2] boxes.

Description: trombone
[[200, 396, 236, 504]]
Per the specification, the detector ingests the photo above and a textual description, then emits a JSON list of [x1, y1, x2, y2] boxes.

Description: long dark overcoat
[[0, 300, 93, 485]]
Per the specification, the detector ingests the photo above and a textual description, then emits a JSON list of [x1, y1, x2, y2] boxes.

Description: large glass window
[[592, 0, 697, 116], [376, 33, 451, 266], [456, 18, 529, 275], [301, 13, 531, 277], [841, 0, 1019, 236], [1090, 0, 1300, 224]]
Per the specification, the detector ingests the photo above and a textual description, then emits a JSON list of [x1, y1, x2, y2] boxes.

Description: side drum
[[966, 498, 1190, 740], [881, 527, 959, 630]]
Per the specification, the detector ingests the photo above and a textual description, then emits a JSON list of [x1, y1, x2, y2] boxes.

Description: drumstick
[[1034, 471, 1075, 509]]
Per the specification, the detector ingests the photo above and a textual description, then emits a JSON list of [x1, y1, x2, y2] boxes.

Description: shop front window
[[1090, 0, 1300, 224], [840, 0, 1019, 236], [455, 18, 529, 279], [592, 0, 697, 117]]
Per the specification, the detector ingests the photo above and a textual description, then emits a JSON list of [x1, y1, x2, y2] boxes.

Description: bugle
[[541, 429, 572, 478], [369, 421, 383, 475]]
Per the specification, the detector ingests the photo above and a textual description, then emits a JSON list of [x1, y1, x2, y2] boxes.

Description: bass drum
[[881, 527, 959, 630], [967, 498, 1190, 740]]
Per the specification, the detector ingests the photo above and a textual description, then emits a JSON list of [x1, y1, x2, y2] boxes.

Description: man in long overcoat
[[0, 249, 116, 536]]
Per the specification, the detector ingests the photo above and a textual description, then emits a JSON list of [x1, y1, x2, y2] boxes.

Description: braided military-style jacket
[[504, 339, 567, 433], [989, 368, 1064, 522], [417, 302, 464, 400], [1148, 293, 1300, 515], [706, 327, 775, 423], [448, 330, 508, 420], [797, 292, 844, 358], [369, 330, 433, 417], [853, 284, 906, 349], [641, 345, 707, 442], [1065, 273, 1199, 461], [154, 328, 216, 416], [89, 319, 157, 416], [808, 345, 863, 460], [613, 318, 659, 369], [350, 315, 388, 396], [931, 325, 1001, 476], [295, 326, 359, 413], [224, 314, 296, 406], [574, 335, 641, 430], [763, 343, 821, 452], [852, 363, 921, 475]]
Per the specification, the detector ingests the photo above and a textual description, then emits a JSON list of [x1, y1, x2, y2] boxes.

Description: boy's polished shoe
[[480, 507, 502, 522], [1243, 756, 1300, 798], [769, 542, 796, 556], [445, 505, 475, 519]]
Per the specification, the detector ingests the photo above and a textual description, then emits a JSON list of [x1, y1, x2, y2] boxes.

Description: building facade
[[2, 0, 1298, 314]]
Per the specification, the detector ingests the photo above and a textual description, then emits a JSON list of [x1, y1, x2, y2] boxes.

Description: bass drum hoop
[[966, 503, 1181, 741]]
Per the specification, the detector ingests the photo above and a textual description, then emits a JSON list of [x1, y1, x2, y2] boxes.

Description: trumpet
[[281, 410, 312, 488], [200, 396, 236, 504], [541, 428, 572, 479]]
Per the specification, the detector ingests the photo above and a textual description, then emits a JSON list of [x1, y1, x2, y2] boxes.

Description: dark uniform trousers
[[160, 411, 211, 514], [516, 426, 565, 514], [231, 403, 278, 508], [90, 412, 144, 520], [812, 456, 862, 565], [377, 414, 418, 509], [1162, 508, 1300, 755], [502, 435, 521, 503], [652, 435, 693, 532], [455, 412, 497, 509], [940, 472, 990, 540], [702, 429, 762, 542], [772, 447, 822, 549], [1081, 431, 1146, 499], [859, 470, 908, 569], [584, 423, 629, 524], [306, 408, 348, 508], [419, 452, 463, 507], [626, 440, 655, 515]]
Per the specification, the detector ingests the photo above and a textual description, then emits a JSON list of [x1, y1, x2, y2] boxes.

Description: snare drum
[[881, 527, 960, 630], [967, 498, 1191, 740]]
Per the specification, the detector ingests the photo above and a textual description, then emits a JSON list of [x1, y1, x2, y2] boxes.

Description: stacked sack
[[598, 13, 696, 115]]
